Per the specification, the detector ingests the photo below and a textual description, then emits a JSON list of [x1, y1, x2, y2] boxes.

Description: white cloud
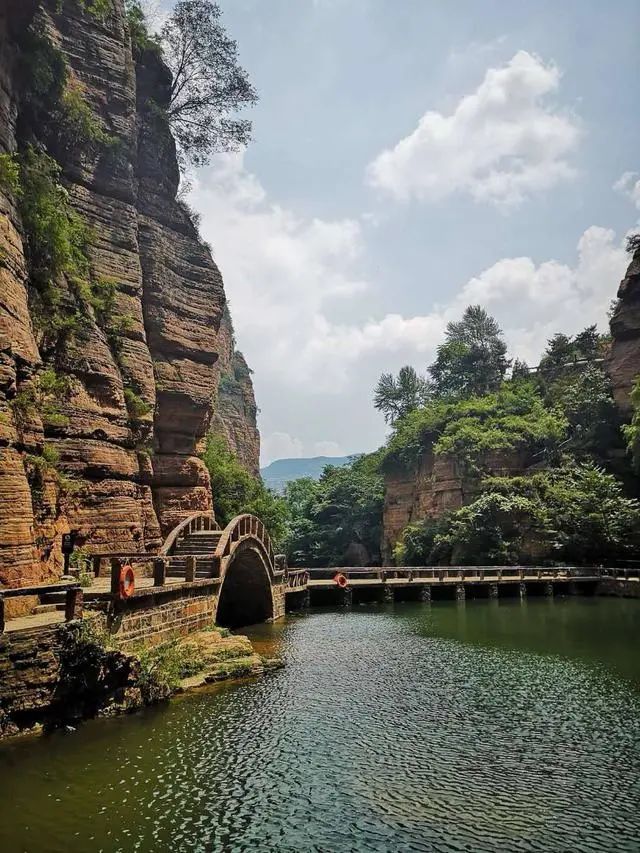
[[192, 153, 626, 464], [261, 432, 304, 465], [367, 50, 580, 208], [313, 440, 346, 457], [614, 171, 640, 209], [453, 225, 627, 363]]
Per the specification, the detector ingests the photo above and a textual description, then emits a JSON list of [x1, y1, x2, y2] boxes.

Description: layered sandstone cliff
[[210, 307, 260, 477], [382, 448, 526, 564], [609, 244, 640, 414], [0, 0, 259, 588]]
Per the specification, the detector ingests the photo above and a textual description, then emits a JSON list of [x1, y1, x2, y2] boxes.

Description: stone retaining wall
[[107, 583, 219, 649]]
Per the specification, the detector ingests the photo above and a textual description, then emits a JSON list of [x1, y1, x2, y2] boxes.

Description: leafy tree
[[397, 464, 640, 567], [374, 365, 431, 424], [623, 374, 640, 470], [626, 233, 640, 255], [283, 453, 384, 567], [160, 0, 257, 165], [383, 380, 567, 473], [428, 305, 510, 398], [511, 358, 530, 381], [201, 433, 287, 547]]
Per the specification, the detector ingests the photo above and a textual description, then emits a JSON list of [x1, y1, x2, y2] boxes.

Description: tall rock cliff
[[382, 448, 527, 564], [609, 243, 640, 414], [0, 0, 259, 588], [210, 306, 260, 477]]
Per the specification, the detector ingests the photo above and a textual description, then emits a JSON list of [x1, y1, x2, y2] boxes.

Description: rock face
[[210, 306, 260, 477], [609, 245, 640, 414], [0, 0, 259, 589], [382, 447, 526, 564]]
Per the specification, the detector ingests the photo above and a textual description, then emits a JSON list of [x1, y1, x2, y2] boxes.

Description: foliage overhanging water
[[1, 597, 639, 853]]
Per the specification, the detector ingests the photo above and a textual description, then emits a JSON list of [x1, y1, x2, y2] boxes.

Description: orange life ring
[[334, 572, 348, 588], [119, 564, 135, 599]]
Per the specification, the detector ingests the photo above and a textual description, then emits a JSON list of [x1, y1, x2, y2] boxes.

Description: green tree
[[428, 305, 510, 398], [399, 464, 640, 567], [201, 433, 287, 547], [623, 374, 640, 470], [161, 0, 257, 165], [373, 365, 431, 424], [283, 454, 384, 567]]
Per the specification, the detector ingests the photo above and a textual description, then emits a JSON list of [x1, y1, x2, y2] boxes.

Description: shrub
[[0, 153, 20, 196], [18, 146, 91, 343], [11, 368, 70, 429], [202, 432, 288, 547], [623, 374, 640, 470], [75, 0, 113, 20], [383, 381, 567, 474], [125, 0, 162, 56], [124, 387, 152, 421], [59, 79, 117, 149]]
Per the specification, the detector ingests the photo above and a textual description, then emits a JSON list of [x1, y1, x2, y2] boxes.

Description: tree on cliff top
[[374, 366, 432, 425], [161, 0, 257, 165], [429, 305, 510, 398]]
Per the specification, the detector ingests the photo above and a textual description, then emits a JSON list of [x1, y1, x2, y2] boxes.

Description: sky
[[164, 0, 639, 465]]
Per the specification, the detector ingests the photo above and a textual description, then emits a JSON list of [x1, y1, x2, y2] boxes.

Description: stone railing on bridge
[[212, 514, 280, 577], [160, 512, 221, 556]]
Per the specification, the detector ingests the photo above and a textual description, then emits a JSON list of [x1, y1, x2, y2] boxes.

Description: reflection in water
[[1, 598, 639, 852]]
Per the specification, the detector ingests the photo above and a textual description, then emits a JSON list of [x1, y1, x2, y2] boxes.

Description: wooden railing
[[0, 582, 83, 632], [214, 513, 278, 575]]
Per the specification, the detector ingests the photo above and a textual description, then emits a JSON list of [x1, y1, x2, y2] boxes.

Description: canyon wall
[[609, 243, 640, 414], [382, 449, 527, 564], [0, 0, 259, 589]]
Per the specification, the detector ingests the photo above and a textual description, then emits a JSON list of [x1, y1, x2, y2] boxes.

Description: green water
[[1, 597, 639, 852]]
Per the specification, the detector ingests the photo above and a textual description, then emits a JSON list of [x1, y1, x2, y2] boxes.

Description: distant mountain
[[261, 455, 353, 493]]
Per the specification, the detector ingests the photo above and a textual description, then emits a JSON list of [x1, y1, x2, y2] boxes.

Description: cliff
[[0, 0, 259, 589], [210, 306, 260, 477], [609, 243, 640, 414], [382, 448, 526, 564]]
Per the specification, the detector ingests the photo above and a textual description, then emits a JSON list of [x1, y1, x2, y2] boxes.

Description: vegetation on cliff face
[[278, 303, 633, 569], [394, 464, 640, 566], [202, 433, 287, 546]]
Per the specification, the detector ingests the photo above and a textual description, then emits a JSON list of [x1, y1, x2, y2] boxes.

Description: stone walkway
[[4, 610, 66, 633]]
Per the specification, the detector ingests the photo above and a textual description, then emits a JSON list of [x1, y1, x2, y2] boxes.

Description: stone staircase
[[166, 530, 223, 580]]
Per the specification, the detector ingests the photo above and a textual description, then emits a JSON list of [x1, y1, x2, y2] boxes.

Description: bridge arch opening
[[216, 546, 274, 628]]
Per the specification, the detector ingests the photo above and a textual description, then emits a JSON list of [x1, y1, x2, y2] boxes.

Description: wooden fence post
[[153, 558, 166, 587], [110, 558, 122, 596], [65, 587, 83, 622], [185, 556, 196, 582]]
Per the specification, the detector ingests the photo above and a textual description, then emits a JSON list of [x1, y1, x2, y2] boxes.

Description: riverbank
[[0, 619, 282, 741]]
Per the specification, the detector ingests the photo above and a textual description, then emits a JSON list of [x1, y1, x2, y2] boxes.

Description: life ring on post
[[334, 572, 348, 589], [119, 564, 135, 599]]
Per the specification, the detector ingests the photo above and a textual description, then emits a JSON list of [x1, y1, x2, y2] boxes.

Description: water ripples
[[1, 600, 639, 852]]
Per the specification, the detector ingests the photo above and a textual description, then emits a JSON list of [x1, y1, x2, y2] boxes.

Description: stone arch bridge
[[93, 512, 307, 630], [86, 512, 619, 640]]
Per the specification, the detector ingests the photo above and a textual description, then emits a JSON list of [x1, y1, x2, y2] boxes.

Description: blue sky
[[170, 0, 640, 463]]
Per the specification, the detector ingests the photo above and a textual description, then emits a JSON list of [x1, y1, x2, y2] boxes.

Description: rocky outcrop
[[609, 245, 640, 414], [210, 306, 260, 476], [382, 447, 527, 564], [0, 0, 259, 589]]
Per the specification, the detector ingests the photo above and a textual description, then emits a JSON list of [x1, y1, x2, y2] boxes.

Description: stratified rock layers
[[0, 0, 259, 587], [610, 245, 640, 414]]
